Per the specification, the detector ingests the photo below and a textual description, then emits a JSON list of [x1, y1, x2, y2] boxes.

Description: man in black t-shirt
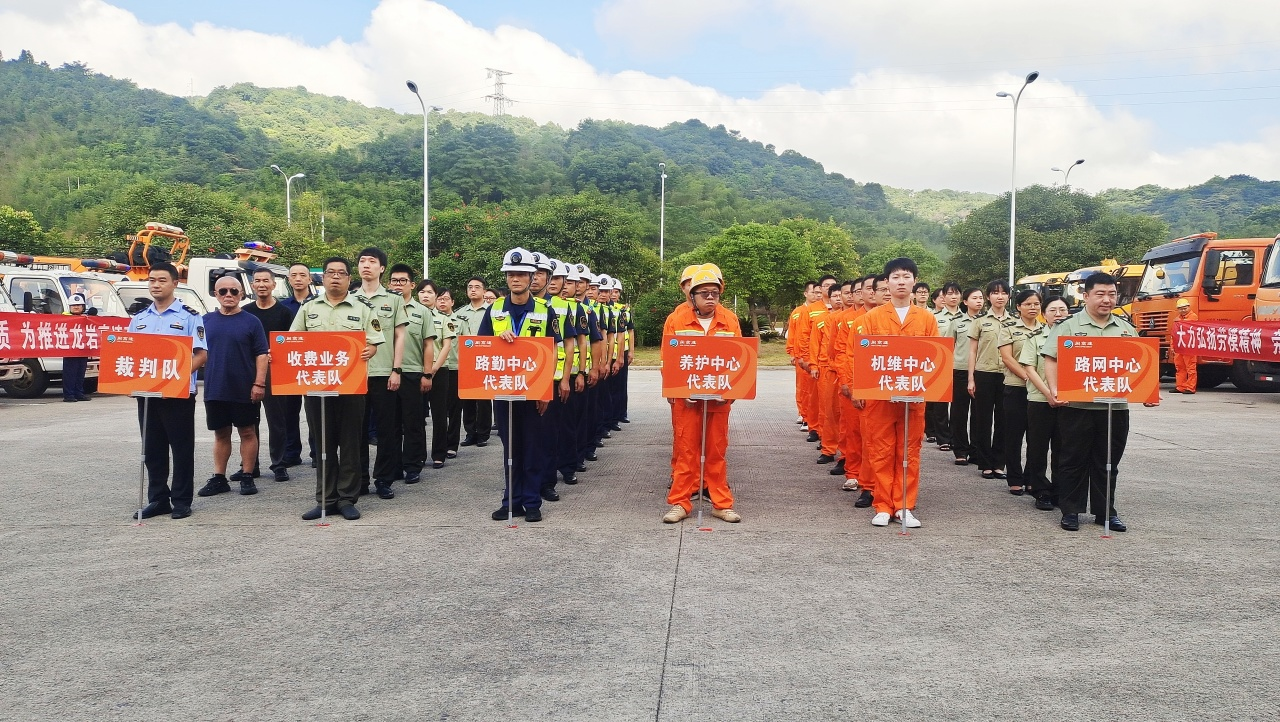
[[244, 268, 299, 482]]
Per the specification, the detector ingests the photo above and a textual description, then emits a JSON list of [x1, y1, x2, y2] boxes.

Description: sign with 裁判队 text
[[96, 331, 193, 398], [1172, 320, 1280, 362], [0, 312, 130, 357], [849, 336, 954, 402], [268, 332, 368, 395], [456, 336, 556, 401], [660, 335, 758, 400], [1056, 336, 1160, 404]]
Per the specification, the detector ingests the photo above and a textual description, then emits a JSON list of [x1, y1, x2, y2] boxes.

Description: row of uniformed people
[[786, 266, 1141, 533]]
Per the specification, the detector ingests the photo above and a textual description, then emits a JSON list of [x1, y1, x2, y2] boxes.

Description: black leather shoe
[[563, 474, 579, 485], [338, 504, 361, 520], [1034, 495, 1055, 511], [1060, 513, 1080, 531], [301, 505, 338, 521], [524, 508, 543, 522], [1007, 485, 1024, 496], [586, 452, 598, 462], [806, 431, 820, 443], [1094, 515, 1127, 532], [576, 462, 588, 472], [610, 424, 622, 432], [621, 418, 631, 423], [602, 432, 612, 439], [492, 507, 525, 521], [432, 460, 445, 469], [461, 436, 477, 447], [198, 475, 230, 497], [854, 490, 873, 508], [404, 472, 421, 485], [170, 506, 191, 519], [374, 482, 395, 500], [134, 500, 172, 519], [829, 459, 846, 475], [816, 454, 835, 464], [476, 440, 489, 447], [541, 487, 560, 502], [595, 440, 605, 448], [273, 468, 290, 482]]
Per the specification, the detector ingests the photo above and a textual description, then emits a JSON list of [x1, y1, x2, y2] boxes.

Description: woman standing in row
[[1021, 296, 1071, 510], [998, 289, 1043, 495], [947, 288, 985, 466], [966, 280, 1013, 480]]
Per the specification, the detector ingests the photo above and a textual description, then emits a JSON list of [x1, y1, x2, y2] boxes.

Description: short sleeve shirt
[[968, 309, 1015, 373], [426, 307, 458, 366], [400, 299, 436, 374], [128, 301, 207, 394], [948, 313, 978, 371], [453, 303, 489, 337], [1019, 330, 1052, 403], [997, 318, 1043, 387], [1043, 311, 1139, 410], [442, 312, 462, 370], [201, 310, 268, 402], [288, 294, 383, 349], [352, 286, 407, 377]]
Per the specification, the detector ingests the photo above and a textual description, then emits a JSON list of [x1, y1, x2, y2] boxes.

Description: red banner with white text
[[1172, 320, 1280, 362], [0, 312, 131, 357]]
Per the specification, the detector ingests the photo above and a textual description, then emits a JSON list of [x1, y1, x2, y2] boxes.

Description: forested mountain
[[1100, 175, 1280, 239]]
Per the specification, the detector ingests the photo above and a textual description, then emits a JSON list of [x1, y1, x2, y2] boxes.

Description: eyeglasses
[[694, 291, 722, 300], [389, 278, 411, 285], [324, 271, 349, 278], [216, 288, 242, 297]]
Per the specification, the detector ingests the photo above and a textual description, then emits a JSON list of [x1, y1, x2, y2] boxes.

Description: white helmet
[[501, 247, 536, 273], [550, 258, 569, 277], [575, 263, 591, 278], [612, 278, 623, 292], [592, 273, 610, 288], [563, 262, 582, 282], [67, 294, 87, 306], [529, 251, 553, 272]]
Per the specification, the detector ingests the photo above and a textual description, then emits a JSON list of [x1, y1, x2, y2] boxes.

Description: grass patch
[[630, 338, 793, 366]]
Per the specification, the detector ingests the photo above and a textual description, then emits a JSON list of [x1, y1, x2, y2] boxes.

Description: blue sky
[[5, 0, 1280, 192]]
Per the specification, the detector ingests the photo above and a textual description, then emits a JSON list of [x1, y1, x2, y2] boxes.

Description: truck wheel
[[1230, 360, 1280, 393], [1196, 365, 1229, 389], [1, 360, 49, 398]]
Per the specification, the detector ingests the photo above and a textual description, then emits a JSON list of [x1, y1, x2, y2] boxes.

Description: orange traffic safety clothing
[[1171, 311, 1198, 393], [786, 304, 807, 418], [663, 302, 740, 512], [830, 307, 865, 480], [793, 300, 826, 429], [853, 304, 941, 514]]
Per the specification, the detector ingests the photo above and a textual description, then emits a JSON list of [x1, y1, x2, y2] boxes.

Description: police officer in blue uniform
[[534, 255, 581, 502], [477, 247, 561, 523], [128, 262, 208, 520]]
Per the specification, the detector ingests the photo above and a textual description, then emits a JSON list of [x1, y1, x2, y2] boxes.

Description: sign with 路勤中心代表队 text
[[456, 335, 556, 401]]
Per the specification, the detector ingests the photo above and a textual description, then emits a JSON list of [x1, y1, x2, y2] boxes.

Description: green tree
[[861, 239, 944, 287], [0, 205, 56, 254], [692, 222, 818, 336], [779, 217, 861, 280]]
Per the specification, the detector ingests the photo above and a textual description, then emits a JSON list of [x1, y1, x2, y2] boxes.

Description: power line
[[485, 68, 515, 116]]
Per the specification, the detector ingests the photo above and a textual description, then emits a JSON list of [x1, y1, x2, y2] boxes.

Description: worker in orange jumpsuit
[[809, 283, 844, 464], [849, 273, 888, 509], [852, 258, 940, 528], [665, 264, 724, 487], [662, 267, 743, 524], [832, 277, 868, 490], [794, 276, 837, 444], [1171, 298, 1198, 394], [786, 282, 817, 429]]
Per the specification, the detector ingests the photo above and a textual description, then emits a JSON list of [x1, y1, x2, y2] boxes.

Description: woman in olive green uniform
[[966, 280, 1014, 479], [947, 288, 985, 465], [1021, 295, 1070, 511], [997, 289, 1043, 495]]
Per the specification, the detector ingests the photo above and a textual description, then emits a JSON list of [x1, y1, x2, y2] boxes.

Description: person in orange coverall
[[662, 267, 743, 525], [794, 276, 837, 444], [852, 258, 940, 529], [832, 277, 868, 489], [809, 283, 844, 464], [787, 281, 818, 429], [1171, 298, 1198, 394]]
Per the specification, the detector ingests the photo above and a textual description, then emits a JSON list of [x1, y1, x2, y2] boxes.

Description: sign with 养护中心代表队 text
[[849, 336, 953, 402], [0, 312, 130, 357], [268, 332, 368, 395], [660, 335, 758, 400], [96, 331, 192, 398], [456, 335, 556, 401], [1056, 336, 1160, 404]]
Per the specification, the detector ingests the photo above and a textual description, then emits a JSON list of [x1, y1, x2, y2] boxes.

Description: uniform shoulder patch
[[371, 318, 382, 332], [182, 305, 200, 316], [196, 326, 205, 341], [355, 296, 375, 309]]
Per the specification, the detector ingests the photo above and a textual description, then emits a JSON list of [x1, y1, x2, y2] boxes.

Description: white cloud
[[594, 0, 753, 55], [1, 0, 1278, 193]]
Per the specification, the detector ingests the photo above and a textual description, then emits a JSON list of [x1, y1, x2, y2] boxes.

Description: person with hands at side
[[352, 247, 408, 501], [1043, 273, 1155, 533], [536, 258, 580, 502], [1171, 298, 1199, 393], [997, 289, 1044, 496], [279, 262, 317, 468], [416, 280, 456, 470], [967, 280, 1015, 481], [244, 268, 299, 483], [435, 288, 465, 458], [289, 257, 382, 522], [1021, 295, 1071, 512], [832, 278, 867, 489], [947, 288, 984, 467], [455, 277, 492, 447], [809, 283, 843, 464], [387, 265, 433, 484], [61, 294, 92, 402], [786, 281, 817, 429]]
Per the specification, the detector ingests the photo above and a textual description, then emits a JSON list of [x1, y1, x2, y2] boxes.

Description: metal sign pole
[[131, 391, 163, 526], [308, 391, 338, 527], [1093, 396, 1125, 539], [891, 395, 925, 536], [496, 394, 527, 528], [690, 393, 722, 531]]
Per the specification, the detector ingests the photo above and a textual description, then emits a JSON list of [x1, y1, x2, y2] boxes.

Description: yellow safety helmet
[[680, 265, 701, 284], [699, 262, 724, 281], [688, 269, 723, 292], [1176, 298, 1191, 309]]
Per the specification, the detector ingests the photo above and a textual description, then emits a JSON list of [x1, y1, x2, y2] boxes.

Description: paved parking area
[[1, 370, 1276, 720]]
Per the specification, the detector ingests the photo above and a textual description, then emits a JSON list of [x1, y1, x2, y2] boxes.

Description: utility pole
[[485, 68, 514, 116]]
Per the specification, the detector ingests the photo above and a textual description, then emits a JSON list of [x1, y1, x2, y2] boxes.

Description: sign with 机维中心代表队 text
[[96, 331, 192, 398], [0, 312, 130, 357], [849, 336, 953, 402], [456, 336, 556, 401], [268, 332, 368, 395], [660, 335, 758, 400], [1056, 336, 1160, 404]]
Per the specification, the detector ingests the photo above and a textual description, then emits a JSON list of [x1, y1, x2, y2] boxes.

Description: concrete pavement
[[0, 371, 1276, 721]]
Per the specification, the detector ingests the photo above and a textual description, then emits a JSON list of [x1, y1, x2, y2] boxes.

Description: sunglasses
[[217, 288, 242, 297]]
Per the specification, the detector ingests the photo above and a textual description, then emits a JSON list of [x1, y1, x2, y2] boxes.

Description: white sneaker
[[841, 478, 859, 491], [895, 509, 921, 528], [796, 415, 804, 424], [871, 512, 891, 526]]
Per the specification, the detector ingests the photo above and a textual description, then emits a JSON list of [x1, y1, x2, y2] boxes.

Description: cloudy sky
[[3, 0, 1280, 193]]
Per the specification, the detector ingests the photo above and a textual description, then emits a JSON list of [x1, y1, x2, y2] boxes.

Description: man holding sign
[[1043, 272, 1155, 533], [128, 262, 207, 520]]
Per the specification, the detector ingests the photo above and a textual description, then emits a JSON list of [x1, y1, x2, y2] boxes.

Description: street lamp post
[[406, 81, 441, 279], [996, 71, 1039, 287], [658, 162, 667, 268], [1051, 159, 1085, 187], [270, 165, 305, 227]]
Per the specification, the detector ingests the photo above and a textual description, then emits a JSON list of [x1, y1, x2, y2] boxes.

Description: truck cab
[[1131, 232, 1274, 390], [0, 284, 25, 384]]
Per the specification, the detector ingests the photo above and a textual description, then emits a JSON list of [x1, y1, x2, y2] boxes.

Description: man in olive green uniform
[[388, 264, 435, 485], [290, 256, 383, 521], [353, 247, 408, 500], [417, 280, 458, 468], [454, 277, 491, 447], [435, 287, 465, 458]]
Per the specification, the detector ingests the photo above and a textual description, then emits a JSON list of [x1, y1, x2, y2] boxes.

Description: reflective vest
[[547, 295, 572, 380], [489, 296, 551, 338]]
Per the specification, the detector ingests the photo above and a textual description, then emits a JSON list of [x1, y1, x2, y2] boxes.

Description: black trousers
[[1024, 401, 1061, 499], [969, 370, 1005, 471], [1056, 406, 1128, 517], [925, 401, 950, 444], [496, 399, 543, 512], [396, 372, 426, 474], [948, 370, 972, 461], [281, 394, 308, 464], [617, 361, 630, 421], [137, 395, 196, 507], [63, 356, 88, 399], [305, 394, 366, 506], [361, 376, 401, 484], [1002, 385, 1029, 488], [428, 368, 460, 461], [463, 398, 492, 442], [257, 389, 290, 472]]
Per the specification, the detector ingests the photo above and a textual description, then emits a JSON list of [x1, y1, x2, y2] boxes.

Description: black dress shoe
[[374, 482, 395, 500], [541, 487, 561, 502], [602, 432, 612, 439], [524, 508, 543, 522], [806, 431, 820, 443], [816, 454, 835, 464], [301, 504, 338, 521], [586, 452, 598, 462], [273, 468, 290, 482], [170, 506, 192, 519], [610, 424, 623, 432], [1060, 513, 1080, 531], [1094, 515, 1127, 532], [854, 490, 873, 508], [563, 474, 579, 485], [492, 507, 525, 520], [1034, 495, 1055, 511], [476, 440, 489, 447], [432, 460, 445, 469], [404, 472, 421, 484], [621, 418, 631, 423], [133, 500, 172, 519], [461, 437, 477, 447], [576, 462, 588, 473], [595, 440, 605, 448], [1008, 485, 1024, 496], [829, 459, 846, 475], [338, 504, 361, 520]]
